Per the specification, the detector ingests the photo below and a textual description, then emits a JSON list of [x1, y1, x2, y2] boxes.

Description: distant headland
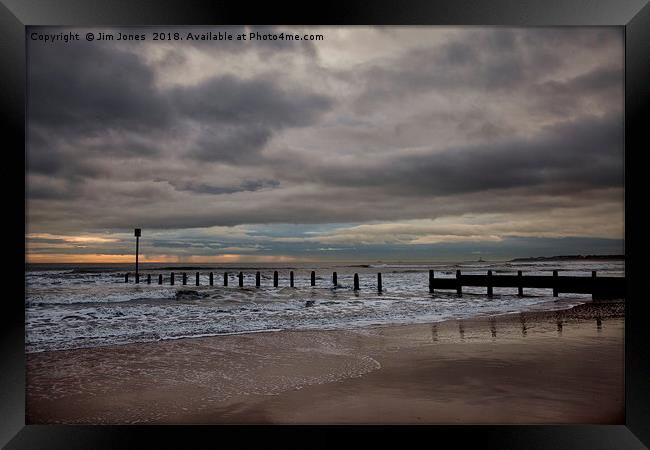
[[509, 254, 624, 262]]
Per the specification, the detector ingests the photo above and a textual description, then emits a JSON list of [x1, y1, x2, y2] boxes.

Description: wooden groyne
[[122, 269, 624, 300], [428, 270, 624, 300]]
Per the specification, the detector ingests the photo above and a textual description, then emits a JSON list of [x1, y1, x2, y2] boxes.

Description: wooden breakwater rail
[[122, 269, 624, 300], [429, 270, 624, 300]]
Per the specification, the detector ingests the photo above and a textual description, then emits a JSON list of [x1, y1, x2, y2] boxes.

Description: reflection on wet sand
[[556, 310, 564, 335], [425, 304, 616, 342]]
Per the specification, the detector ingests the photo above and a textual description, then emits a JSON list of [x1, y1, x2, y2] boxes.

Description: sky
[[26, 26, 624, 263]]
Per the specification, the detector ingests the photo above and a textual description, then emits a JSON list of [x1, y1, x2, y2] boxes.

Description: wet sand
[[26, 301, 624, 424]]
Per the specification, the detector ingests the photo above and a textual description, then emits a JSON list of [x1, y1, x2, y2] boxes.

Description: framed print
[[2, 0, 649, 447]]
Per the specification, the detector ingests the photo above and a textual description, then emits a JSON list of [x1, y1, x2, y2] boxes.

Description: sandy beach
[[26, 301, 624, 424]]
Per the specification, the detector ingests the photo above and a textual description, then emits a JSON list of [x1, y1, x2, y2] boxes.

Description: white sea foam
[[25, 260, 623, 352]]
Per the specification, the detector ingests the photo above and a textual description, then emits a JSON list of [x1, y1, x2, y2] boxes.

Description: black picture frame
[[2, 0, 649, 447]]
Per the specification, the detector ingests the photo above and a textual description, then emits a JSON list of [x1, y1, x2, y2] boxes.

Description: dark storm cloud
[[27, 38, 175, 185], [27, 129, 63, 175], [172, 75, 331, 127], [29, 42, 170, 132], [188, 124, 272, 162], [292, 113, 622, 196], [27, 31, 333, 185], [168, 178, 280, 195], [27, 28, 329, 128], [27, 178, 80, 200], [174, 75, 331, 162], [532, 66, 623, 115]]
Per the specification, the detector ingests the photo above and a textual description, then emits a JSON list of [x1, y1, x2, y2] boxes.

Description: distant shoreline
[[509, 255, 624, 262]]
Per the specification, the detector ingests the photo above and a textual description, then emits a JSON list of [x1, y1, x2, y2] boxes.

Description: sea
[[25, 260, 624, 353]]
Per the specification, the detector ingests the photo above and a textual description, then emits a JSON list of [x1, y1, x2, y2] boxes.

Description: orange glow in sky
[[26, 253, 299, 264]]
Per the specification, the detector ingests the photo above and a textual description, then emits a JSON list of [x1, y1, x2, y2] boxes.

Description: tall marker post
[[134, 228, 141, 284]]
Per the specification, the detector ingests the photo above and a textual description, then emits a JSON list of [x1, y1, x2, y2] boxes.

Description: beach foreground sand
[[26, 301, 624, 424]]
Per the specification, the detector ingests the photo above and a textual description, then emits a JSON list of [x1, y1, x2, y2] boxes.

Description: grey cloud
[[27, 131, 63, 175], [29, 42, 170, 133], [240, 179, 281, 191], [188, 125, 272, 162], [27, 178, 80, 200], [532, 66, 623, 115], [149, 240, 225, 249], [291, 113, 622, 197], [27, 39, 174, 182], [172, 75, 332, 127], [350, 28, 620, 112], [175, 73, 333, 164], [349, 29, 539, 109], [172, 75, 332, 163], [168, 178, 280, 195], [521, 27, 622, 51]]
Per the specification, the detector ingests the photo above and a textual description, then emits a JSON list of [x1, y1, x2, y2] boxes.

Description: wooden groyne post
[[238, 271, 243, 287], [517, 270, 523, 296], [209, 272, 213, 286], [332, 271, 337, 286], [182, 272, 187, 285], [311, 271, 316, 286], [147, 274, 151, 284], [456, 270, 462, 296], [223, 272, 228, 286], [429, 270, 434, 293], [125, 273, 129, 283], [487, 270, 493, 296], [195, 272, 200, 286], [256, 271, 261, 288], [354, 273, 360, 291], [553, 270, 558, 297], [158, 274, 163, 285], [290, 271, 294, 287], [170, 272, 175, 285], [274, 271, 279, 287], [377, 273, 382, 292]]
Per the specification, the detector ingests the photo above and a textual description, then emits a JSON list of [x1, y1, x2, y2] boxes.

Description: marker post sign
[[134, 228, 141, 283]]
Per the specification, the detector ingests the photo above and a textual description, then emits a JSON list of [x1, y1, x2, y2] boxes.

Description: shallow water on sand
[[26, 312, 624, 424]]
